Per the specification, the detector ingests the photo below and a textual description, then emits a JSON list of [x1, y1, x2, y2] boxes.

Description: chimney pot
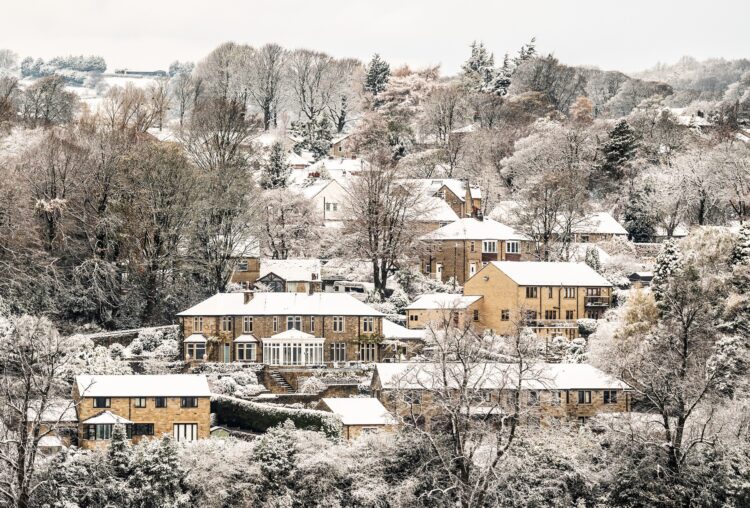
[[243, 291, 254, 304]]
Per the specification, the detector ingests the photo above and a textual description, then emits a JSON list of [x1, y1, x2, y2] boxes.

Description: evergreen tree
[[513, 37, 537, 67], [364, 54, 390, 95], [623, 186, 658, 242], [108, 424, 131, 479], [290, 117, 333, 161], [732, 223, 750, 266], [651, 239, 683, 309], [722, 223, 750, 335], [597, 120, 638, 180], [128, 435, 185, 507], [260, 142, 291, 189], [584, 246, 601, 273], [253, 420, 298, 493]]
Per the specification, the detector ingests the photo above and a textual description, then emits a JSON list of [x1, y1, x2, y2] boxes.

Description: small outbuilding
[[318, 397, 397, 440]]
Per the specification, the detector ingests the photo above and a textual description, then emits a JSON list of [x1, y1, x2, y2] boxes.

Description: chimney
[[243, 291, 254, 304]]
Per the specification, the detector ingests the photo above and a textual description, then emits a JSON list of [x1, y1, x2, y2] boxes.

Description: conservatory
[[262, 329, 325, 366]]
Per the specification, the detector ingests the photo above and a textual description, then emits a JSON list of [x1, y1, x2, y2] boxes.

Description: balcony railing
[[527, 320, 577, 329], [585, 296, 610, 307]]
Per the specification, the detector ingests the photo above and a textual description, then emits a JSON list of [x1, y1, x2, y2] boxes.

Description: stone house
[[228, 237, 261, 289], [371, 362, 631, 427], [329, 133, 354, 158], [571, 212, 628, 243], [405, 294, 483, 330], [407, 178, 482, 218], [298, 179, 349, 222], [256, 258, 322, 293], [73, 375, 211, 450], [177, 292, 387, 365], [317, 397, 398, 439], [463, 261, 612, 339], [420, 217, 532, 286]]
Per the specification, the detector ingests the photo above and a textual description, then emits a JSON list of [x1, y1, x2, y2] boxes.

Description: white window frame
[[221, 316, 232, 332], [359, 342, 377, 362], [333, 316, 344, 333], [243, 316, 253, 333], [482, 240, 497, 253], [193, 317, 203, 332], [330, 342, 346, 362], [362, 317, 374, 333], [237, 260, 248, 272], [236, 343, 256, 362], [286, 315, 302, 331], [173, 423, 198, 442], [310, 316, 316, 333], [505, 241, 519, 254], [273, 316, 278, 332]]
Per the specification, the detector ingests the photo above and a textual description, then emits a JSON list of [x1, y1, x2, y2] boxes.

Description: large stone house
[[464, 261, 612, 339], [405, 294, 483, 330], [73, 375, 211, 449], [177, 292, 386, 365], [371, 362, 631, 426], [421, 218, 531, 285], [256, 258, 322, 293]]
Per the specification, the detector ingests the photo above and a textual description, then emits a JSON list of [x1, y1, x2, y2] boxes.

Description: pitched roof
[[382, 319, 424, 340], [406, 178, 482, 202], [259, 258, 321, 282], [405, 293, 482, 310], [270, 329, 317, 340], [572, 212, 628, 235], [26, 399, 78, 423], [487, 262, 612, 287], [417, 196, 460, 223], [76, 375, 211, 398], [374, 362, 630, 391], [321, 397, 397, 426], [422, 218, 526, 241], [177, 292, 384, 317], [81, 411, 133, 425], [184, 333, 207, 343], [233, 334, 258, 343]]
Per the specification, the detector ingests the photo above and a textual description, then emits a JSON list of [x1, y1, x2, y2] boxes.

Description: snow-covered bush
[[207, 370, 264, 399], [129, 338, 144, 356], [154, 339, 178, 361], [109, 343, 125, 360], [63, 338, 133, 377], [138, 328, 163, 352], [299, 376, 326, 394], [215, 377, 240, 396], [577, 319, 598, 337], [212, 395, 342, 438]]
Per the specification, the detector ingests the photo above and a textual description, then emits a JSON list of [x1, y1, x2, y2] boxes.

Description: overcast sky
[[4, 0, 749, 75]]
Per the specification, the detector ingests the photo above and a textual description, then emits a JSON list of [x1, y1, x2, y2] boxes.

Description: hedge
[[211, 394, 342, 438]]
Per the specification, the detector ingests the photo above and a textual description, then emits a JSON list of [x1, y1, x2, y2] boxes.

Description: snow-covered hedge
[[211, 395, 342, 438]]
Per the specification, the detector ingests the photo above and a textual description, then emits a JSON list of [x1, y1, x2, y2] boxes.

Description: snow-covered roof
[[422, 218, 526, 241], [321, 397, 397, 426], [26, 400, 78, 423], [308, 157, 369, 173], [76, 375, 211, 398], [405, 294, 482, 310], [569, 244, 611, 264], [184, 333, 207, 343], [234, 334, 258, 343], [177, 292, 384, 317], [38, 435, 64, 448], [405, 178, 482, 202], [374, 362, 630, 391], [287, 152, 311, 167], [270, 329, 316, 340], [486, 261, 612, 287], [259, 258, 321, 282], [299, 179, 335, 199], [331, 133, 351, 144], [417, 196, 460, 223], [573, 212, 628, 236], [81, 411, 133, 425], [231, 236, 260, 258], [451, 123, 478, 134], [382, 319, 424, 340]]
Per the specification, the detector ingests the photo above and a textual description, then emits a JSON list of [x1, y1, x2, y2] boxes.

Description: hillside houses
[[256, 258, 322, 293]]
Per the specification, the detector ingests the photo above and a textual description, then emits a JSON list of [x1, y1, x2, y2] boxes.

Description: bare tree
[[261, 189, 320, 259], [0, 315, 78, 508], [20, 76, 78, 127], [147, 77, 171, 131], [248, 44, 287, 131], [288, 49, 337, 135], [99, 84, 156, 133]]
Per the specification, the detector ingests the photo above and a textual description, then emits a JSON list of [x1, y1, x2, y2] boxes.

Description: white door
[[173, 423, 198, 442], [223, 344, 231, 363], [436, 263, 443, 281], [469, 263, 477, 277]]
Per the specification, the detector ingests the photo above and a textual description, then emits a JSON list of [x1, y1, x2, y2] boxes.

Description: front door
[[223, 344, 231, 363]]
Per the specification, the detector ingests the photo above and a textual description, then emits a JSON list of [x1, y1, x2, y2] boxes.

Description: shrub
[[577, 319, 598, 337], [129, 338, 144, 356], [109, 343, 125, 360], [154, 339, 178, 361], [211, 395, 342, 438], [138, 328, 163, 352], [299, 376, 326, 394]]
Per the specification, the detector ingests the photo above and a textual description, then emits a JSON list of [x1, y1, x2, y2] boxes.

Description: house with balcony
[[177, 292, 386, 365], [463, 261, 612, 339], [371, 362, 631, 427], [256, 258, 322, 293], [405, 294, 483, 330], [420, 217, 532, 286], [73, 375, 211, 449]]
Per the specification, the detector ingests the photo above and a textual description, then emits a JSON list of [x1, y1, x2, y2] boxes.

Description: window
[[287, 315, 302, 331], [544, 310, 557, 320], [578, 416, 589, 425], [501, 309, 510, 321], [330, 342, 346, 362], [243, 316, 253, 333], [134, 397, 146, 408], [360, 343, 377, 362], [550, 391, 561, 405], [173, 423, 198, 442], [564, 287, 576, 299], [604, 390, 618, 404], [221, 316, 233, 332], [404, 391, 422, 405], [181, 397, 199, 408], [506, 391, 518, 407], [155, 397, 167, 408], [578, 390, 592, 404], [186, 343, 205, 360], [470, 241, 475, 252], [524, 310, 537, 322], [565, 310, 574, 320], [525, 287, 538, 298], [86, 424, 114, 440], [482, 391, 492, 402], [310, 316, 316, 332], [236, 343, 256, 362], [193, 317, 203, 332], [528, 391, 539, 406], [93, 397, 110, 408], [482, 240, 497, 253], [547, 287, 553, 298], [469, 262, 477, 277], [473, 309, 479, 321], [362, 317, 374, 333], [133, 423, 154, 436], [580, 234, 590, 243], [333, 316, 344, 332], [506, 241, 519, 254], [273, 316, 278, 332], [409, 314, 418, 322], [586, 287, 602, 296], [237, 260, 248, 272]]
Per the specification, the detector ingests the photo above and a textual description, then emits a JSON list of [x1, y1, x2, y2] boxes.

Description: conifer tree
[[108, 424, 131, 479], [584, 246, 601, 273], [651, 239, 683, 309], [623, 186, 658, 242], [598, 120, 638, 180], [731, 223, 750, 266], [364, 54, 390, 95], [261, 142, 291, 189], [253, 420, 298, 493]]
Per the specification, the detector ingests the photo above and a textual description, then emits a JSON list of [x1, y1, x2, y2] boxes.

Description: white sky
[[3, 0, 749, 76]]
